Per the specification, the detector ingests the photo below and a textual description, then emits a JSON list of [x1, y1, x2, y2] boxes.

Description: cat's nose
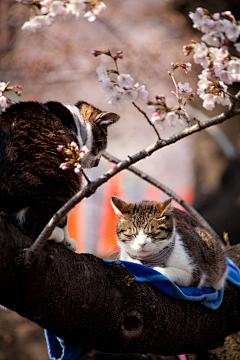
[[139, 243, 145, 249]]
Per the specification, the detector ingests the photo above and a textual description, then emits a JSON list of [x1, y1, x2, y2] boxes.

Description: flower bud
[[189, 92, 195, 101], [59, 162, 69, 170], [116, 50, 124, 59], [183, 44, 195, 56], [91, 49, 102, 57], [57, 145, 66, 152]]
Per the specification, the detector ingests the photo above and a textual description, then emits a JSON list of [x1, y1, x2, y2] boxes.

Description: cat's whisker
[[107, 243, 120, 259], [107, 243, 120, 253], [107, 249, 120, 260]]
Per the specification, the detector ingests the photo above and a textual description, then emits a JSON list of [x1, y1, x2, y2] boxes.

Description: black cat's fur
[[0, 100, 119, 248]]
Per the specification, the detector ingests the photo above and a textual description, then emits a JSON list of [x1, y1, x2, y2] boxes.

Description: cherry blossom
[[0, 82, 6, 92], [234, 43, 240, 52], [49, 1, 66, 16], [225, 22, 240, 42], [182, 62, 192, 73], [165, 112, 184, 128], [201, 93, 217, 111], [123, 89, 138, 103], [201, 33, 220, 47], [215, 92, 231, 106], [193, 42, 209, 68], [22, 16, 47, 32], [117, 74, 134, 89], [178, 82, 192, 95], [96, 63, 108, 81], [106, 93, 125, 109], [21, 0, 107, 31], [84, 1, 106, 22], [102, 78, 118, 97], [189, 7, 205, 29], [0, 96, 7, 109], [150, 111, 166, 129], [185, 7, 240, 111], [135, 85, 149, 101], [94, 50, 149, 108], [228, 59, 240, 82], [58, 143, 90, 172]]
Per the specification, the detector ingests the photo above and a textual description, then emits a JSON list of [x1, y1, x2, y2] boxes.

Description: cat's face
[[76, 101, 120, 168], [111, 197, 173, 258]]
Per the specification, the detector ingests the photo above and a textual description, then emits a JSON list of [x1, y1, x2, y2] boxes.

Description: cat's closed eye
[[149, 230, 169, 240], [123, 232, 136, 240]]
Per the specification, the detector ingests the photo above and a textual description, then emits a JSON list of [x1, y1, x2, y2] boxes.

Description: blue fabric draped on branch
[[45, 257, 240, 360]]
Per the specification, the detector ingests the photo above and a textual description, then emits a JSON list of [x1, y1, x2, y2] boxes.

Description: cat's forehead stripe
[[63, 103, 88, 149]]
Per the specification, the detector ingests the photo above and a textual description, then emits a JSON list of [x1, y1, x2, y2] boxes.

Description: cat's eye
[[148, 232, 159, 238], [124, 234, 132, 238], [124, 233, 135, 240]]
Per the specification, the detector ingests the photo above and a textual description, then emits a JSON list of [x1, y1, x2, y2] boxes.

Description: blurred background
[[0, 0, 240, 359]]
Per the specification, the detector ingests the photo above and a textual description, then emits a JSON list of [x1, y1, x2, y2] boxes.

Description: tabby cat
[[0, 100, 119, 251], [111, 196, 227, 289]]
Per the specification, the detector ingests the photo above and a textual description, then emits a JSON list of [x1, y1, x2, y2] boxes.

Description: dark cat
[[0, 100, 119, 250], [111, 196, 227, 289]]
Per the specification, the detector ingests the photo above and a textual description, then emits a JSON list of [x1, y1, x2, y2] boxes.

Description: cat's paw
[[48, 226, 64, 243], [63, 238, 78, 252], [153, 266, 165, 274]]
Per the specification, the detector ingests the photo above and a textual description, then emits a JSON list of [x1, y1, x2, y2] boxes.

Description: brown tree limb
[[24, 107, 240, 266], [102, 151, 219, 237], [1, 213, 240, 356]]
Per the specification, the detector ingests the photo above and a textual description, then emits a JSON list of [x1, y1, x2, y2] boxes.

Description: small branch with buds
[[0, 81, 23, 111], [57, 142, 90, 174]]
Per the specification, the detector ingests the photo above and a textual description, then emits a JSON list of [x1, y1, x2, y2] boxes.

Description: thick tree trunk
[[0, 213, 240, 356]]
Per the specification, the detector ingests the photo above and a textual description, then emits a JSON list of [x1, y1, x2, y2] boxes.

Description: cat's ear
[[156, 197, 173, 217], [111, 196, 131, 217], [96, 112, 120, 127]]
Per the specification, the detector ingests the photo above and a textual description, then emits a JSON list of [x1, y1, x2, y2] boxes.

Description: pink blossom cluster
[[21, 0, 106, 32], [57, 141, 90, 174], [147, 62, 195, 128], [95, 62, 149, 109], [186, 7, 240, 110], [147, 94, 187, 129], [0, 82, 22, 112]]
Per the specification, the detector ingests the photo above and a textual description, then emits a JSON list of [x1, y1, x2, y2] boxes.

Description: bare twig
[[229, 89, 240, 112], [103, 151, 218, 237], [132, 102, 161, 140], [169, 70, 179, 98], [81, 169, 91, 184], [24, 107, 240, 266]]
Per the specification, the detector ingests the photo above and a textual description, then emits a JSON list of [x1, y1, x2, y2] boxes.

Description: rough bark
[[0, 213, 240, 356]]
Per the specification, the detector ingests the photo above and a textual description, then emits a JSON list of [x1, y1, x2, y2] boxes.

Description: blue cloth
[[45, 257, 240, 360]]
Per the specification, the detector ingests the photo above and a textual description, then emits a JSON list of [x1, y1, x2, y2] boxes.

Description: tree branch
[[132, 102, 161, 140], [102, 151, 218, 237], [25, 107, 240, 266], [1, 214, 240, 356]]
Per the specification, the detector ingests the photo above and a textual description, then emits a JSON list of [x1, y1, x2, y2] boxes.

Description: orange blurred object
[[98, 167, 123, 256]]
